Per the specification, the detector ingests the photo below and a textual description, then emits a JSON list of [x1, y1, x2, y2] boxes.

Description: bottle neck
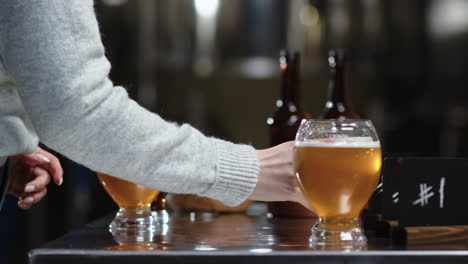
[[281, 64, 301, 105], [327, 64, 350, 107]]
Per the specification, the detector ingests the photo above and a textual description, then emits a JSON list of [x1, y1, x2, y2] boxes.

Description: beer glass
[[97, 173, 159, 233], [294, 119, 382, 249]]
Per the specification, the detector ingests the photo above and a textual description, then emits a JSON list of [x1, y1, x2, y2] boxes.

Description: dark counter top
[[29, 203, 468, 264]]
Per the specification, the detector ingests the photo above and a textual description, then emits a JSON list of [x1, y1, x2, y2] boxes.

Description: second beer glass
[[294, 119, 382, 249], [97, 173, 159, 234]]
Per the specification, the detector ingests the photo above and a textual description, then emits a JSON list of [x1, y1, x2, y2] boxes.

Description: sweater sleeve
[[0, 0, 258, 206]]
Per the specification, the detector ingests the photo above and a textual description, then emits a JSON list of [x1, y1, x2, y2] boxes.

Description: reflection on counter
[[105, 219, 171, 252], [26, 202, 468, 264]]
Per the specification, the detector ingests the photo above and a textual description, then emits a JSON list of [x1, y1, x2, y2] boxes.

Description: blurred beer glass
[[294, 119, 382, 249], [97, 173, 159, 233]]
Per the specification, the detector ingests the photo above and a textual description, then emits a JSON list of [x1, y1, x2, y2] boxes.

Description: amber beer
[[97, 173, 159, 210], [295, 138, 381, 219]]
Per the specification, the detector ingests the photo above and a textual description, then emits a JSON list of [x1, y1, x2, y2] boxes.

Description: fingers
[[36, 147, 64, 186], [17, 167, 50, 210], [15, 152, 51, 167], [24, 167, 51, 192], [18, 188, 47, 210], [8, 147, 63, 210]]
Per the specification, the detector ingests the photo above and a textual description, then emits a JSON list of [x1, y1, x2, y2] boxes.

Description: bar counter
[[29, 203, 468, 264]]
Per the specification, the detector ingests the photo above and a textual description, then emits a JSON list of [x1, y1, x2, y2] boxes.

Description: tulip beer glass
[[294, 119, 382, 249], [97, 173, 159, 233]]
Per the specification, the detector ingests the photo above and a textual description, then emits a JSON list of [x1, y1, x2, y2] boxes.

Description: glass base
[[111, 227, 156, 245], [152, 209, 170, 236], [309, 217, 367, 251], [152, 209, 170, 224], [110, 208, 156, 233]]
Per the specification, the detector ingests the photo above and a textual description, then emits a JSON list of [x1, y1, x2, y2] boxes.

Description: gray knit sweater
[[0, 0, 259, 206]]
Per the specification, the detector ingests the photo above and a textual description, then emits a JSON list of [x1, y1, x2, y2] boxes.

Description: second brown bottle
[[267, 50, 314, 218], [320, 49, 360, 119]]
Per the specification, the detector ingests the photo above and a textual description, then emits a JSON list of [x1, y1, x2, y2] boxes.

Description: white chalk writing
[[439, 177, 446, 209], [412, 183, 434, 207]]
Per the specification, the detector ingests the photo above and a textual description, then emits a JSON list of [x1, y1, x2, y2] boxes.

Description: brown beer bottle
[[320, 50, 380, 222], [267, 50, 314, 217], [320, 50, 360, 119]]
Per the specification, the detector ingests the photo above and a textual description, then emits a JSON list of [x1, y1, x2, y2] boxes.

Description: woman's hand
[[249, 141, 314, 212], [7, 147, 63, 210]]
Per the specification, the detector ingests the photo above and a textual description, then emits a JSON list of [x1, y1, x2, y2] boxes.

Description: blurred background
[[2, 0, 468, 263]]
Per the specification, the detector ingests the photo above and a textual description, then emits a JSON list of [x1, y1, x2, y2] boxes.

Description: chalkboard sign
[[383, 157, 468, 226]]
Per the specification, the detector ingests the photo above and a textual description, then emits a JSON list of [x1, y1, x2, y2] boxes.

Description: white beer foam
[[295, 137, 380, 148]]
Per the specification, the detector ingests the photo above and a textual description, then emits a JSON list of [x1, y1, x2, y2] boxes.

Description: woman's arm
[[0, 0, 258, 206]]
